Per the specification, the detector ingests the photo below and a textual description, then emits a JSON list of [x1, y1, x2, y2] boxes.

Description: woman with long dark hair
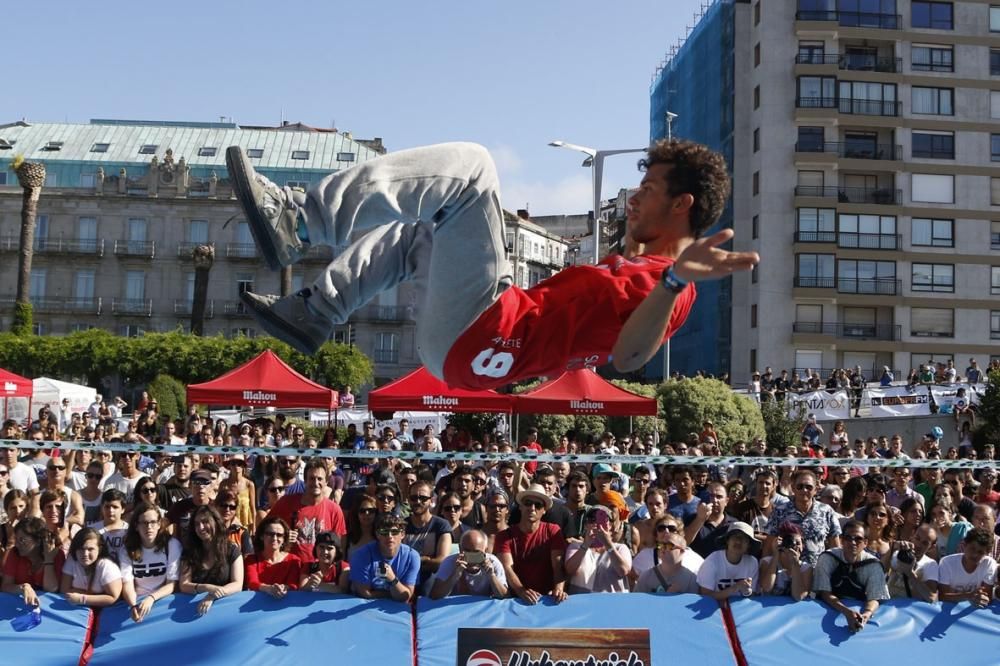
[[437, 492, 469, 554], [245, 516, 301, 598], [120, 503, 180, 622], [345, 495, 378, 559], [178, 505, 244, 615], [60, 527, 122, 607], [1, 517, 63, 606]]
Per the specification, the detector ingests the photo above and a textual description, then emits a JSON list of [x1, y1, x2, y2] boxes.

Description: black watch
[[661, 267, 688, 294]]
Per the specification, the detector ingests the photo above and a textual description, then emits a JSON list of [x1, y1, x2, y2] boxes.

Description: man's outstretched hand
[[672, 229, 759, 283]]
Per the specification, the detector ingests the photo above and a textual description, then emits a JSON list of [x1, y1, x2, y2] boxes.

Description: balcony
[[111, 298, 152, 316], [796, 97, 900, 117], [794, 53, 902, 73], [357, 304, 414, 323], [177, 242, 215, 259], [174, 299, 215, 318], [795, 10, 901, 29], [113, 239, 155, 259], [225, 243, 259, 260], [794, 276, 900, 295], [221, 300, 251, 317], [0, 235, 104, 256], [794, 141, 901, 161], [794, 186, 901, 205], [0, 296, 102, 315], [792, 321, 901, 341], [373, 349, 400, 364], [793, 231, 900, 249]]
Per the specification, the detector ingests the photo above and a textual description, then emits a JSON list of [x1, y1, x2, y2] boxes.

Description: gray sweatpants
[[300, 142, 512, 378]]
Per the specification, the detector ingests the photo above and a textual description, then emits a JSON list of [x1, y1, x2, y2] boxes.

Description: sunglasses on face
[[376, 528, 404, 537], [140, 487, 157, 494], [377, 495, 396, 502], [192, 478, 212, 486], [358, 508, 377, 516], [656, 524, 680, 534], [442, 505, 462, 512], [521, 500, 546, 510], [264, 531, 285, 538], [409, 495, 431, 503], [47, 465, 66, 472], [86, 473, 103, 480], [842, 534, 866, 544], [0, 470, 8, 476], [219, 503, 238, 511]]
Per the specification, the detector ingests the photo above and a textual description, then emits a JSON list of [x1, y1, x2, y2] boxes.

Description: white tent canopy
[[32, 377, 97, 416]]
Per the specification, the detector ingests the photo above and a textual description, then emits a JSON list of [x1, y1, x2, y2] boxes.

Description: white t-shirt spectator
[[8, 462, 39, 493], [433, 552, 506, 596], [565, 543, 633, 593], [119, 538, 182, 597], [632, 546, 704, 579], [104, 472, 148, 506], [63, 557, 122, 593], [98, 525, 129, 559], [887, 552, 939, 599], [696, 550, 759, 593], [635, 564, 699, 594], [937, 554, 998, 594]]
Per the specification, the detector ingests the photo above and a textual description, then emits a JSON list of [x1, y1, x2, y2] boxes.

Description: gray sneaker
[[240, 289, 332, 355], [226, 146, 309, 271]]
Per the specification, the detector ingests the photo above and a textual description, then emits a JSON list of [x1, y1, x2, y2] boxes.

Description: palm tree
[[10, 155, 46, 335], [280, 265, 293, 297], [190, 244, 215, 335]]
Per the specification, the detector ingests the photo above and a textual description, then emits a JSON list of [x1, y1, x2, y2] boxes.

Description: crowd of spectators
[[1, 404, 999, 632]]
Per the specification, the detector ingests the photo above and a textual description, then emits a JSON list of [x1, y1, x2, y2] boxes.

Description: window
[[993, 266, 1000, 295], [74, 270, 95, 300], [752, 265, 759, 284], [197, 147, 217, 157], [752, 214, 759, 239], [838, 214, 897, 248], [375, 332, 400, 364], [754, 43, 761, 66], [90, 142, 110, 153], [33, 215, 49, 250], [337, 152, 356, 162], [797, 207, 836, 241], [80, 173, 95, 188], [992, 311, 1000, 339], [838, 81, 897, 115], [32, 323, 45, 336], [911, 263, 954, 292], [911, 174, 954, 203], [246, 148, 264, 158], [44, 173, 58, 187], [797, 253, 835, 287], [138, 144, 158, 155], [797, 41, 825, 64], [753, 85, 760, 109], [911, 1, 954, 29], [911, 218, 954, 247], [911, 44, 953, 72], [838, 259, 897, 293], [42, 141, 63, 151], [189, 219, 209, 244], [0, 173, 6, 185], [993, 134, 1000, 162], [753, 171, 760, 195], [992, 91, 1000, 119], [795, 350, 823, 374], [230, 328, 257, 339], [797, 76, 836, 107], [291, 150, 310, 160], [125, 270, 146, 301], [750, 349, 757, 375], [797, 126, 824, 151], [29, 269, 46, 300], [992, 49, 1000, 75], [78, 217, 97, 243], [992, 5, 1000, 31], [753, 128, 760, 152], [911, 308, 953, 337], [121, 325, 146, 338], [992, 178, 1000, 205], [751, 304, 758, 328], [911, 130, 954, 159], [796, 304, 823, 326], [754, 1, 760, 25], [912, 87, 953, 114], [992, 221, 1000, 248]]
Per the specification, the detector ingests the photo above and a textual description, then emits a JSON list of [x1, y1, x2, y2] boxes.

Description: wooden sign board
[[457, 627, 651, 666]]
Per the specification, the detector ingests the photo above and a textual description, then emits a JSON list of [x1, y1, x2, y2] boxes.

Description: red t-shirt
[[267, 496, 347, 563], [443, 255, 695, 389], [2, 549, 65, 587], [244, 553, 302, 590], [494, 523, 567, 594]]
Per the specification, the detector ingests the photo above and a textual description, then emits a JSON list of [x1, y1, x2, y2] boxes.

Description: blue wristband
[[661, 267, 688, 293]]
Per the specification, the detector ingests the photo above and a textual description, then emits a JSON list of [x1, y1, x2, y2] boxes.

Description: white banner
[[929, 384, 978, 413], [970, 383, 986, 406], [868, 385, 931, 417], [787, 390, 850, 421], [309, 407, 448, 435]]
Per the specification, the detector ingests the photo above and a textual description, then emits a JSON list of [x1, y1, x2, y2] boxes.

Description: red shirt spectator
[[267, 461, 346, 563], [495, 485, 568, 600], [245, 553, 302, 591], [3, 548, 65, 586]]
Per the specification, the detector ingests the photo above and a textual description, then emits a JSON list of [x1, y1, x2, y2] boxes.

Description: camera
[[377, 562, 388, 577], [463, 551, 486, 566], [586, 508, 610, 530], [309, 562, 320, 575], [779, 534, 796, 551], [897, 547, 915, 565]]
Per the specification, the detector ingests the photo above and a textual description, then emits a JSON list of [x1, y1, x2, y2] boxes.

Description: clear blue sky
[[8, 0, 706, 215]]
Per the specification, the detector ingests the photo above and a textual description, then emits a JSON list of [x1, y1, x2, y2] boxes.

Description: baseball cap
[[591, 463, 615, 478]]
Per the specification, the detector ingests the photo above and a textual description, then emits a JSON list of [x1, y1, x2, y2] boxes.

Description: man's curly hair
[[637, 139, 731, 238]]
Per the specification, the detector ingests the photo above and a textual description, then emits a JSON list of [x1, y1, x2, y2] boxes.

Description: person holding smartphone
[[429, 530, 507, 599], [564, 502, 632, 594], [300, 531, 350, 593]]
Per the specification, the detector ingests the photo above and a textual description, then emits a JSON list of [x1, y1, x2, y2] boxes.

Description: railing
[[912, 147, 954, 159], [177, 242, 215, 259], [359, 304, 414, 322], [174, 299, 215, 318], [794, 10, 901, 29], [794, 231, 901, 250], [373, 349, 400, 364], [113, 239, 155, 258], [794, 53, 902, 73], [111, 298, 153, 316], [791, 367, 904, 380], [0, 296, 102, 314], [225, 243, 258, 259], [222, 300, 251, 317], [794, 186, 901, 205], [792, 322, 901, 341], [795, 97, 900, 117], [0, 235, 105, 256], [794, 276, 900, 295], [794, 141, 901, 160]]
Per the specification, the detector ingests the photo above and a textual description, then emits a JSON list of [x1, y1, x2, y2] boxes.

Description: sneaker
[[226, 146, 309, 271], [240, 289, 332, 355]]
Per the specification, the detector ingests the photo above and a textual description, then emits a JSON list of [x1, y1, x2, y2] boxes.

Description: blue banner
[[0, 593, 92, 666]]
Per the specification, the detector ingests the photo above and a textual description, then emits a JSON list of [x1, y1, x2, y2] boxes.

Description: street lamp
[[662, 111, 679, 381], [548, 140, 646, 264]]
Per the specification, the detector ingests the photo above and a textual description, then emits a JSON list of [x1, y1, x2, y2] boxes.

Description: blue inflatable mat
[[729, 597, 1000, 666], [89, 592, 413, 666], [416, 593, 735, 666], [0, 593, 92, 666]]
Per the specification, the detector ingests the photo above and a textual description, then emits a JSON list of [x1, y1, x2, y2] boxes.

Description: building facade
[[655, 0, 1000, 385], [0, 119, 421, 384]]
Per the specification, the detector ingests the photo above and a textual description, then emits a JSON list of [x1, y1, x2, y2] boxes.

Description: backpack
[[823, 551, 882, 601]]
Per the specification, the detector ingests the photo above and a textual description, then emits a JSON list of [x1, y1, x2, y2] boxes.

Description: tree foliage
[[976, 369, 1000, 446], [658, 377, 765, 451], [447, 412, 505, 441], [0, 329, 373, 394], [146, 374, 187, 423], [606, 379, 663, 438], [10, 302, 32, 337], [760, 398, 807, 451]]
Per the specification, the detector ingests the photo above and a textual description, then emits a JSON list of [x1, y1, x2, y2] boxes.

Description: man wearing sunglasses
[[350, 514, 420, 602], [495, 483, 568, 605], [634, 530, 698, 594], [764, 470, 841, 566], [267, 460, 346, 563], [403, 480, 452, 591], [429, 529, 507, 599], [813, 520, 888, 632]]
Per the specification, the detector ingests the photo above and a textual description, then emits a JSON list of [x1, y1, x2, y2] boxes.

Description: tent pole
[[629, 416, 633, 433]]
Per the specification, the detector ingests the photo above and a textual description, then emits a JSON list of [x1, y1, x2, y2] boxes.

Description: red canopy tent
[[0, 367, 33, 422], [186, 350, 338, 409], [512, 370, 657, 416], [369, 367, 513, 413]]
